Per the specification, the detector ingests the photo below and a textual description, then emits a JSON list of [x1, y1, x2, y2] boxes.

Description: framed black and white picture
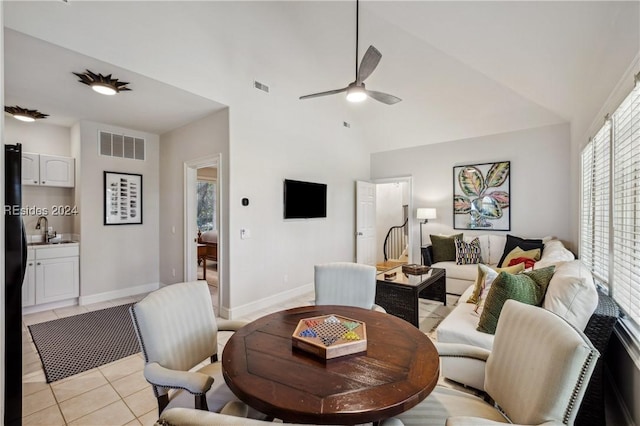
[[453, 161, 510, 231], [104, 171, 143, 225]]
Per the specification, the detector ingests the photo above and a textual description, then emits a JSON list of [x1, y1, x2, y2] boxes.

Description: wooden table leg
[[203, 257, 207, 280]]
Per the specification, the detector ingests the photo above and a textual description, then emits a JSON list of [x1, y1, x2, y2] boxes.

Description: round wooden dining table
[[222, 305, 439, 425]]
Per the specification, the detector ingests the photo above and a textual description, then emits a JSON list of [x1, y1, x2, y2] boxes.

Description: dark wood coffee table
[[375, 266, 446, 327], [222, 305, 439, 425]]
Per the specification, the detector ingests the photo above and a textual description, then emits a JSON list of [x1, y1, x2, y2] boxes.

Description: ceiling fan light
[[346, 87, 367, 102], [13, 113, 36, 122], [91, 83, 117, 96]]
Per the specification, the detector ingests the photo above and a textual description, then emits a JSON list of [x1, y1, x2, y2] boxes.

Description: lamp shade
[[417, 208, 437, 220]]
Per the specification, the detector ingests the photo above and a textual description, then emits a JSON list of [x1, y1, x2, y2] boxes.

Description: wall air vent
[[99, 131, 145, 160], [253, 80, 270, 93]]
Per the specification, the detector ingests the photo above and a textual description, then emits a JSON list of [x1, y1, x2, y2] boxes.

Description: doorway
[[184, 155, 222, 313], [356, 177, 413, 269], [375, 178, 412, 271]]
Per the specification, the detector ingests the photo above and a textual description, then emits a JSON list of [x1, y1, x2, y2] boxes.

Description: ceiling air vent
[[253, 80, 270, 93], [99, 131, 145, 160]]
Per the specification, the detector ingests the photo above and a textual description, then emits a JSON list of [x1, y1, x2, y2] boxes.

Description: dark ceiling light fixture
[[73, 69, 132, 96], [4, 106, 49, 122]]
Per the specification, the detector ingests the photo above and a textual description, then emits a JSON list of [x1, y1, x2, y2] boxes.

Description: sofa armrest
[[421, 245, 434, 266], [144, 362, 213, 395], [446, 417, 563, 426]]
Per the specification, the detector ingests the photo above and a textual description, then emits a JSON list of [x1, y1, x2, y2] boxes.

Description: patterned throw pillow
[[455, 237, 482, 265], [498, 234, 544, 267], [466, 263, 526, 305], [430, 234, 463, 263], [477, 266, 556, 334]]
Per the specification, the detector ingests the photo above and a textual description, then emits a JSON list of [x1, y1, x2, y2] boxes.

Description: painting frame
[[104, 171, 143, 225], [453, 161, 510, 231]]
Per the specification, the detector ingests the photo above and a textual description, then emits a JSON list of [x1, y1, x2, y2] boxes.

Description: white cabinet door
[[22, 152, 40, 186], [39, 154, 75, 187], [22, 260, 36, 307], [35, 256, 79, 304]]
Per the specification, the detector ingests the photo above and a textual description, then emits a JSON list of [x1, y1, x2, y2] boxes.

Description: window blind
[[612, 84, 640, 327], [582, 121, 611, 287]]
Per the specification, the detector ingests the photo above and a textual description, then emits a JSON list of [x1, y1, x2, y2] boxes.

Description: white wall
[[4, 120, 74, 234], [371, 123, 572, 263], [376, 183, 405, 263], [159, 110, 229, 295], [75, 121, 160, 300]]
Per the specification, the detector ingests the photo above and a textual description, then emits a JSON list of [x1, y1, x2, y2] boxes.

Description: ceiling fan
[[299, 0, 401, 105]]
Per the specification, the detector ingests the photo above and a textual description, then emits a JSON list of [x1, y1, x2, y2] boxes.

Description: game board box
[[292, 314, 367, 360]]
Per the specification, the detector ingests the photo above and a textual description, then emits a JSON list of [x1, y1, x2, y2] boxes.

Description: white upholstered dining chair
[[390, 300, 599, 426], [314, 262, 385, 312], [130, 281, 248, 415]]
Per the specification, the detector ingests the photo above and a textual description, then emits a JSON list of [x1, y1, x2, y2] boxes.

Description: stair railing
[[383, 218, 408, 261]]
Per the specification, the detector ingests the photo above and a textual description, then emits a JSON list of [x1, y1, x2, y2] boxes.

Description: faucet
[[35, 216, 55, 242]]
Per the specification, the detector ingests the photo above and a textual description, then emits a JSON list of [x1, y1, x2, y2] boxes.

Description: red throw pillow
[[508, 257, 536, 269]]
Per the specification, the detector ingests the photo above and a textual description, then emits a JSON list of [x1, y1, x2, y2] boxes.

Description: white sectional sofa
[[428, 235, 599, 391], [425, 234, 575, 296]]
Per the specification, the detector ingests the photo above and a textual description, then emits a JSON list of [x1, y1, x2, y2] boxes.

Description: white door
[[356, 181, 376, 265]]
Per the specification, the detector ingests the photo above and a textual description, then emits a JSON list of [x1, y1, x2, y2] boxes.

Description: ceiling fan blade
[[299, 87, 348, 100], [357, 46, 382, 82], [367, 90, 402, 105]]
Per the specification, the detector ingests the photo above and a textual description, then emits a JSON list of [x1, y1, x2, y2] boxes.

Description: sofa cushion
[[536, 239, 575, 269], [467, 263, 526, 305], [455, 237, 482, 265], [543, 260, 598, 331], [478, 266, 556, 334], [431, 234, 463, 263], [498, 235, 544, 267], [437, 286, 495, 350]]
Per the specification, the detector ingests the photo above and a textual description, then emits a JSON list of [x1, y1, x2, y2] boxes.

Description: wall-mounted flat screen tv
[[283, 179, 327, 219]]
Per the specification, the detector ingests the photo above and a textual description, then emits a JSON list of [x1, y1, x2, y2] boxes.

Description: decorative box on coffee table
[[292, 314, 367, 360]]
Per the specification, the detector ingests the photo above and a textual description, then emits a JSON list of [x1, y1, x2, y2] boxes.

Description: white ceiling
[[3, 1, 638, 150]]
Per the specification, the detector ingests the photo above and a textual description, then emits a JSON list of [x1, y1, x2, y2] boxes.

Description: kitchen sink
[[28, 240, 76, 246]]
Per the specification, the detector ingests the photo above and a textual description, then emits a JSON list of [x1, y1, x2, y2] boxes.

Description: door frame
[[373, 176, 414, 264], [184, 154, 223, 308]]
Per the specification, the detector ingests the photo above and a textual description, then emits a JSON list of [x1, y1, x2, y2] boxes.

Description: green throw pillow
[[477, 266, 556, 335], [430, 234, 463, 263]]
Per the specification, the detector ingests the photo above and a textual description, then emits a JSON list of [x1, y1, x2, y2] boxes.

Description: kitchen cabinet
[[22, 249, 35, 307], [25, 245, 79, 305], [22, 152, 75, 187]]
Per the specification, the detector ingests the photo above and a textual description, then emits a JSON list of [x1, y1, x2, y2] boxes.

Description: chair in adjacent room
[[391, 300, 600, 425], [314, 262, 385, 312], [130, 281, 247, 416]]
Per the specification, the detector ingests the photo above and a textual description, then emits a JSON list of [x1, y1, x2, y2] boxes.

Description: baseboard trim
[[22, 298, 78, 315], [222, 283, 314, 319], [78, 282, 160, 306]]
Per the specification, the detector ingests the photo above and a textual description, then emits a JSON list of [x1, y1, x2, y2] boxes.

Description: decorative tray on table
[[292, 314, 367, 360], [402, 264, 431, 275]]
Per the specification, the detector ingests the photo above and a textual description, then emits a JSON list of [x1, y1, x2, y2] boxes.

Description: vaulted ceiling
[[4, 1, 638, 153]]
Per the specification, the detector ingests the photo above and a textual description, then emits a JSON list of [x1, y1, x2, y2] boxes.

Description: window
[[581, 77, 640, 339], [197, 180, 216, 231]]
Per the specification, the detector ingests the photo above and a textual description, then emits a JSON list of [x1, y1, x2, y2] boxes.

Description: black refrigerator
[[4, 143, 26, 426]]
